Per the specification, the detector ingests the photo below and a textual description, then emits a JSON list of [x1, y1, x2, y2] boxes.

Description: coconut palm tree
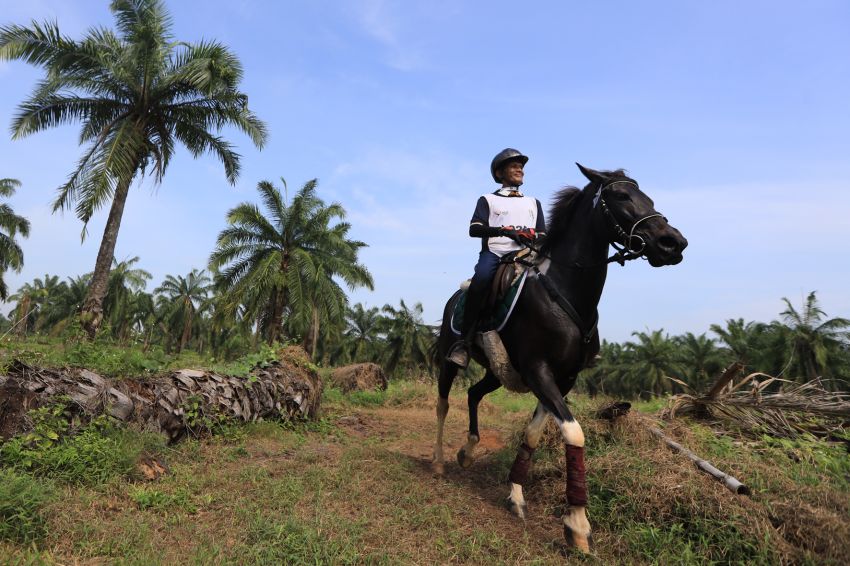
[[0, 0, 267, 337], [0, 178, 30, 300], [779, 291, 850, 381], [154, 269, 211, 353], [210, 178, 373, 345]]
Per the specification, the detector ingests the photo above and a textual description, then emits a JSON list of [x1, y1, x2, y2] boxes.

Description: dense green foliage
[[578, 291, 849, 398]]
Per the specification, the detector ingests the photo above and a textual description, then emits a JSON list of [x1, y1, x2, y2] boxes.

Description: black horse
[[433, 164, 687, 553]]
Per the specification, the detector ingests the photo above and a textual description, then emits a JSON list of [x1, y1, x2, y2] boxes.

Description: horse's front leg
[[457, 371, 500, 468], [555, 415, 591, 553], [523, 368, 592, 553], [505, 402, 549, 520]]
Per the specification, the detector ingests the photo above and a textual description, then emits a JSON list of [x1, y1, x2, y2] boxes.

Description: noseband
[[596, 180, 665, 265]]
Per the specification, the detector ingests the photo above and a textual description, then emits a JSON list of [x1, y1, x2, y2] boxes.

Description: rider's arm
[[469, 196, 511, 238], [469, 223, 508, 238]]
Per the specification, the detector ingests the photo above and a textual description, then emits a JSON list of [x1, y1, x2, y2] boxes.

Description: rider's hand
[[514, 228, 537, 245], [501, 226, 536, 246]]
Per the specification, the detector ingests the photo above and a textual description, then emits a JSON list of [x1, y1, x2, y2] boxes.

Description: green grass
[[0, 470, 55, 545], [0, 409, 166, 485]]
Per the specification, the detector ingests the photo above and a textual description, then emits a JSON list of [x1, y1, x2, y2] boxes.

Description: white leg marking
[[525, 403, 550, 449], [563, 505, 592, 538], [557, 418, 585, 447], [507, 482, 527, 519]]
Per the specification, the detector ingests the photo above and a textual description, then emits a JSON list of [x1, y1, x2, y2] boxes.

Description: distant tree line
[[579, 291, 850, 398], [1, 179, 434, 379]]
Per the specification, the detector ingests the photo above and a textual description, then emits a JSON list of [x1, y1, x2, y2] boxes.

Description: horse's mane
[[541, 169, 629, 253]]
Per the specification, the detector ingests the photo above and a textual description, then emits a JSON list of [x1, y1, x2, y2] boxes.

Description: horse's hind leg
[[505, 402, 549, 520], [433, 361, 458, 475], [457, 370, 500, 468]]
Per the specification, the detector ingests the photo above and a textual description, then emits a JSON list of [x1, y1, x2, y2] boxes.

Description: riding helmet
[[490, 148, 529, 183]]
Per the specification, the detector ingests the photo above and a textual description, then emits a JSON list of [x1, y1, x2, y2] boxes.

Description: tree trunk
[[178, 303, 194, 354], [303, 307, 320, 360], [16, 294, 30, 337], [80, 176, 134, 339], [267, 255, 290, 345], [0, 354, 323, 443]]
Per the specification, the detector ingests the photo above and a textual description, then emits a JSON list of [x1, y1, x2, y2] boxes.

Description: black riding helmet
[[490, 148, 529, 183]]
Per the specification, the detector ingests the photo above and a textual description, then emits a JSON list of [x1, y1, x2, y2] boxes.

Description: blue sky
[[0, 0, 848, 342]]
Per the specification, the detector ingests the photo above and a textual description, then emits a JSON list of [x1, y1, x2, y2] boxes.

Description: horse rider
[[446, 148, 547, 368]]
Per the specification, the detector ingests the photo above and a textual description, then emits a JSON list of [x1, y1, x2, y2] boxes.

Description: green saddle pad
[[450, 270, 529, 334]]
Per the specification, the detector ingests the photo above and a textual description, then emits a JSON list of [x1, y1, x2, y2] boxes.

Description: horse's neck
[[545, 218, 610, 320]]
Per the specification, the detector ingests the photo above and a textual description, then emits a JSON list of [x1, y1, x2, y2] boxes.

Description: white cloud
[[349, 0, 426, 71]]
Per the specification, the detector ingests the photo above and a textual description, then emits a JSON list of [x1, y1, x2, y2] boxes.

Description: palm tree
[[294, 245, 373, 359], [0, 178, 30, 300], [710, 318, 768, 370], [336, 303, 382, 364], [779, 291, 850, 381], [8, 274, 66, 335], [624, 329, 681, 397], [104, 256, 151, 338], [674, 332, 728, 391], [0, 0, 267, 337], [154, 269, 211, 353], [210, 178, 373, 345], [379, 299, 435, 378]]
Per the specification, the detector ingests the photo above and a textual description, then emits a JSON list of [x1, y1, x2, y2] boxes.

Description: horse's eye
[[614, 192, 630, 201]]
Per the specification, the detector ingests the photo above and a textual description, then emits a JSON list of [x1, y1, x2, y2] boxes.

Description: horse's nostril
[[658, 236, 678, 251]]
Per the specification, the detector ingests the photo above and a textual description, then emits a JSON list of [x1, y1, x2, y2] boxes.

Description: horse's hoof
[[456, 448, 474, 468], [504, 497, 527, 521], [432, 461, 445, 475], [563, 524, 592, 553]]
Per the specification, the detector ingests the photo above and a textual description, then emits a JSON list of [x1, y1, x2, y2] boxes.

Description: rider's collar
[[496, 186, 524, 197]]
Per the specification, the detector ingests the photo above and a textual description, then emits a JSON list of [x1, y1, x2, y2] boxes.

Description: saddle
[[451, 249, 534, 334], [489, 248, 533, 308]]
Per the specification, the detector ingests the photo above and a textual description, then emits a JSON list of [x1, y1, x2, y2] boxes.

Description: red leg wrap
[[565, 444, 588, 507], [508, 443, 536, 485]]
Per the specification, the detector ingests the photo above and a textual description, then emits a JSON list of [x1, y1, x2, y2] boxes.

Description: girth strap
[[533, 267, 598, 344]]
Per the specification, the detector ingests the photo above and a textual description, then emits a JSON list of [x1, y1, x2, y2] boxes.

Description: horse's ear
[[576, 163, 607, 185]]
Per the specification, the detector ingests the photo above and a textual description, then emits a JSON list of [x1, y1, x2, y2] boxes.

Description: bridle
[[596, 180, 666, 265], [524, 178, 666, 267], [521, 178, 668, 344]]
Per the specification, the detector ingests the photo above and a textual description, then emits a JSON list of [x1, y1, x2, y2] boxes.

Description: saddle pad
[[450, 270, 529, 335]]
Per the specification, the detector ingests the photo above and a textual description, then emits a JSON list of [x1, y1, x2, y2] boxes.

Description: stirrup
[[446, 342, 469, 369]]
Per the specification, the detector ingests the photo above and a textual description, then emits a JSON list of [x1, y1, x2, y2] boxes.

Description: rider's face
[[500, 161, 525, 187]]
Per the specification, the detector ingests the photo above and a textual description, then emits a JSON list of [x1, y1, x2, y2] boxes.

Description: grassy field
[[1, 370, 848, 564]]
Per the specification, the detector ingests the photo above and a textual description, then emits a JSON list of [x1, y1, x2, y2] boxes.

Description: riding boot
[[446, 286, 487, 369]]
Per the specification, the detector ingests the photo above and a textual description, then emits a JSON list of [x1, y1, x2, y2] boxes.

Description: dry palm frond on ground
[[664, 366, 850, 438]]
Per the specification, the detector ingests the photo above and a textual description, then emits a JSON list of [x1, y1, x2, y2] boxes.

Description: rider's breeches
[[470, 250, 500, 293]]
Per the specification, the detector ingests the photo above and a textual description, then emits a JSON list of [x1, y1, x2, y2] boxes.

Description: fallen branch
[[648, 425, 750, 496]]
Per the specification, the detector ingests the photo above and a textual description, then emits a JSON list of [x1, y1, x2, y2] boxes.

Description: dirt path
[[328, 399, 576, 564]]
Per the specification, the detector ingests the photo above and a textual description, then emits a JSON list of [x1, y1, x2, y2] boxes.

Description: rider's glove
[[501, 226, 536, 246]]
